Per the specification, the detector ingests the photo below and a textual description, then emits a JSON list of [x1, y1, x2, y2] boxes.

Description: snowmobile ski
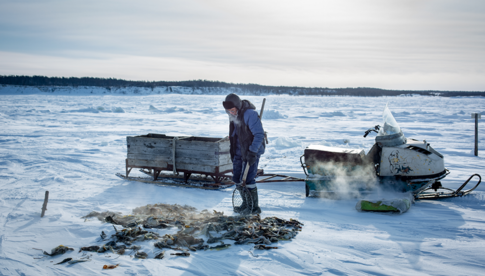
[[416, 174, 481, 200]]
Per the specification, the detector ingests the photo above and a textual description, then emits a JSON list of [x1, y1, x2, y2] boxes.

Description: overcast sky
[[1, 0, 484, 91]]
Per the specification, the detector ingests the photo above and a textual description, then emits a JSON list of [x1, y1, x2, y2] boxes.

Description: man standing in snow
[[223, 93, 265, 214]]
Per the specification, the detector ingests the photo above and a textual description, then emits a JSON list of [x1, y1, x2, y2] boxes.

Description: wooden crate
[[126, 133, 232, 181]]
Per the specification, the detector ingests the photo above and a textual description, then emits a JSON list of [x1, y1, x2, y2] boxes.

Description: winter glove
[[235, 183, 243, 190], [246, 151, 258, 167]]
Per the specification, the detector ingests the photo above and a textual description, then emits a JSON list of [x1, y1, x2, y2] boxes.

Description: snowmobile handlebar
[[364, 125, 380, 138], [300, 154, 308, 177]]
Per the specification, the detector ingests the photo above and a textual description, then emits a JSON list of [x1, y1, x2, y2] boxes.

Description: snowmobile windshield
[[377, 105, 401, 136]]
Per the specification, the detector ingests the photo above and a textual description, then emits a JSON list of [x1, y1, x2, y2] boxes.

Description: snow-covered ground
[[1, 86, 484, 275]]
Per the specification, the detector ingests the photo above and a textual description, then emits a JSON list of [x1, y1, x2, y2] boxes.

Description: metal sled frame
[[121, 161, 305, 190], [256, 174, 305, 183]]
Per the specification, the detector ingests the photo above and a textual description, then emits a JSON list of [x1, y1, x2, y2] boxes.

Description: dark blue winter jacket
[[229, 100, 265, 160]]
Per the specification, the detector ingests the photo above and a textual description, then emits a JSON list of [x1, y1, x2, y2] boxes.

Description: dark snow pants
[[232, 154, 260, 189]]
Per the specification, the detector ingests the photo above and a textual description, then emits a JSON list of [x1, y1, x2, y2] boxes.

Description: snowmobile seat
[[304, 145, 366, 170]]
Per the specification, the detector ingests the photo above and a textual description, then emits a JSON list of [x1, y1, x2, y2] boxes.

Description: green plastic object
[[360, 200, 399, 212], [356, 198, 411, 213]]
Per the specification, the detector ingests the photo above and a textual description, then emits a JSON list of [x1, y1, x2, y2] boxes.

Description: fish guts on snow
[[63, 204, 304, 262]]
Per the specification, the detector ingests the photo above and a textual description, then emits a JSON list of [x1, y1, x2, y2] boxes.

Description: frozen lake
[[1, 91, 484, 275]]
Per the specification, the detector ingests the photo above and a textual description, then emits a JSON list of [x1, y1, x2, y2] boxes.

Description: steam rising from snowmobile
[[308, 159, 379, 199]]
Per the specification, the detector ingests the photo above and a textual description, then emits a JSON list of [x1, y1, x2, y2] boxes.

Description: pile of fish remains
[[59, 203, 303, 260]]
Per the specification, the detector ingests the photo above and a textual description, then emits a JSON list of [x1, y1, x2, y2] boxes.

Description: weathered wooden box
[[125, 133, 232, 180]]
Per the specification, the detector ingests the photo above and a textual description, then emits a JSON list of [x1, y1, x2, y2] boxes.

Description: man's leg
[[243, 157, 260, 189], [232, 155, 243, 184], [232, 155, 247, 213], [249, 188, 261, 214], [242, 157, 261, 214]]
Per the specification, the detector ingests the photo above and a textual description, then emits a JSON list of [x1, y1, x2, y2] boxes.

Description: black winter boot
[[234, 185, 248, 213], [250, 188, 261, 214]]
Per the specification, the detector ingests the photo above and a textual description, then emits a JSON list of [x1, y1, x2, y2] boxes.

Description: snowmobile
[[300, 105, 481, 199]]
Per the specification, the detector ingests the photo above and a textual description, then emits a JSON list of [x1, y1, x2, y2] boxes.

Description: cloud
[[1, 0, 484, 90]]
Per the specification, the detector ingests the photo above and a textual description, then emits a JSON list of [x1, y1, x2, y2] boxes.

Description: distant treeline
[[1, 75, 484, 97]]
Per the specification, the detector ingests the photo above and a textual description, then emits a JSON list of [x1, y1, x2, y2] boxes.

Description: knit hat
[[222, 93, 242, 110]]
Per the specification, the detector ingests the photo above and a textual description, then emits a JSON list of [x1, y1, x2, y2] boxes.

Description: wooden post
[[242, 163, 251, 185], [259, 98, 269, 144], [41, 191, 49, 217], [259, 98, 266, 119], [472, 113, 481, 156], [172, 137, 178, 175], [476, 114, 479, 156]]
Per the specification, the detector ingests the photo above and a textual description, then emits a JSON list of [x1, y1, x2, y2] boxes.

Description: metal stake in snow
[[41, 191, 49, 217], [472, 113, 481, 156]]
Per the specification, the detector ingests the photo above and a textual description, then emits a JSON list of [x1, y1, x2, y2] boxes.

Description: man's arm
[[245, 110, 265, 153]]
